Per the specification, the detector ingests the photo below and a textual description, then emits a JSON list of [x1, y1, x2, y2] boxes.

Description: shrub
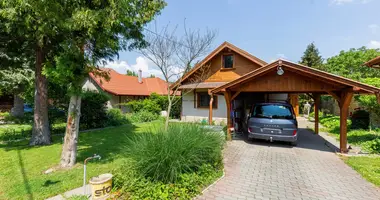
[[127, 111, 158, 123], [124, 123, 224, 183], [106, 108, 130, 126], [362, 138, 380, 154], [113, 163, 222, 200], [351, 110, 370, 130], [80, 91, 110, 130], [126, 93, 182, 119]]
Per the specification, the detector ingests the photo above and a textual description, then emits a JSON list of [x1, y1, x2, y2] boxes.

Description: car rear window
[[251, 104, 294, 119]]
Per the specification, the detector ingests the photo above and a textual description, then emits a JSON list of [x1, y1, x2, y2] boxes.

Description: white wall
[[181, 89, 227, 124]]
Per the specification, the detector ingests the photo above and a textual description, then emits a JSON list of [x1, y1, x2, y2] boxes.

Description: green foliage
[[127, 111, 159, 123], [80, 91, 110, 130], [0, 112, 33, 124], [356, 78, 380, 126], [113, 163, 223, 200], [126, 93, 182, 118], [362, 138, 380, 154], [0, 123, 66, 141], [0, 67, 34, 96], [351, 110, 370, 130], [106, 108, 130, 126], [299, 42, 324, 70], [126, 70, 138, 76], [324, 47, 380, 80], [123, 123, 224, 183]]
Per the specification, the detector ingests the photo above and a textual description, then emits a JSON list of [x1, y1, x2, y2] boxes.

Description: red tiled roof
[[89, 68, 179, 96]]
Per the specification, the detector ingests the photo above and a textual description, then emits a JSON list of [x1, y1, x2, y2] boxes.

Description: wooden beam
[[313, 93, 321, 134], [231, 88, 243, 101], [326, 91, 341, 104], [306, 93, 314, 100], [376, 93, 380, 104], [223, 90, 232, 141], [209, 95, 213, 125], [339, 90, 353, 153]]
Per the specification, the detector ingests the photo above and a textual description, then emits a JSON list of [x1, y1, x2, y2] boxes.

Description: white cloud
[[330, 0, 371, 5], [369, 24, 379, 34], [102, 56, 164, 79], [368, 40, 380, 49]]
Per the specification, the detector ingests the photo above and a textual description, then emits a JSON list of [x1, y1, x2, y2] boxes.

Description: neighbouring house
[[84, 68, 176, 112], [173, 41, 380, 153]]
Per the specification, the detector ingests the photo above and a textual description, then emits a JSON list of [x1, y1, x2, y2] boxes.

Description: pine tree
[[126, 70, 138, 77], [300, 42, 324, 70]]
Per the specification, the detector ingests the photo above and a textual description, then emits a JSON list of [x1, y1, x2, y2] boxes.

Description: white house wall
[[181, 89, 227, 124]]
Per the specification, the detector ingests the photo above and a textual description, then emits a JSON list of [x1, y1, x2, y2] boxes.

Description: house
[[84, 68, 176, 111], [173, 41, 380, 153], [173, 42, 298, 125], [364, 56, 380, 68]]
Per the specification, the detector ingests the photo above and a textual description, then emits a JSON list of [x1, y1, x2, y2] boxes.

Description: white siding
[[181, 89, 227, 124]]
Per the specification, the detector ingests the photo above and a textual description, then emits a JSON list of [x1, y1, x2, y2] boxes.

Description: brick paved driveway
[[198, 119, 380, 200]]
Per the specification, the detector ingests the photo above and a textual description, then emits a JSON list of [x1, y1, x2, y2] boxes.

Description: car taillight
[[293, 130, 297, 136]]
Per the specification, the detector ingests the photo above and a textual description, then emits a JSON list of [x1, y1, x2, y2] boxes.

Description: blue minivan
[[247, 102, 298, 146]]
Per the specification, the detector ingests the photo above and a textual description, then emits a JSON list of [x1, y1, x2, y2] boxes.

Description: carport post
[[223, 90, 232, 141], [313, 94, 320, 134], [339, 91, 353, 153], [208, 91, 213, 125]]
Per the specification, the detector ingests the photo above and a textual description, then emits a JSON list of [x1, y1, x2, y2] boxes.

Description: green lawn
[[344, 156, 380, 187], [0, 122, 157, 200], [0, 123, 67, 141]]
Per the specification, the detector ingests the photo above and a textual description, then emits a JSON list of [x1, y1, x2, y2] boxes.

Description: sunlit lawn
[[0, 121, 162, 200], [344, 156, 380, 187]]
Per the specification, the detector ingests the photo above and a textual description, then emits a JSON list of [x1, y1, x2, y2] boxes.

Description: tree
[[53, 1, 165, 168], [149, 74, 156, 78], [126, 70, 138, 77], [140, 24, 216, 130], [324, 47, 380, 80], [0, 67, 34, 117], [299, 42, 324, 70], [0, 0, 73, 145]]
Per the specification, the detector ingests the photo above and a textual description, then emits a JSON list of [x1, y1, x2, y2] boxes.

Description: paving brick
[[196, 118, 380, 200]]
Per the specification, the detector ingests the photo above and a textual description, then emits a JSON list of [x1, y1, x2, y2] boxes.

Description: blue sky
[[105, 0, 380, 78]]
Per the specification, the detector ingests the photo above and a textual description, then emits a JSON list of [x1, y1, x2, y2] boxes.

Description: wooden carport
[[209, 59, 380, 153]]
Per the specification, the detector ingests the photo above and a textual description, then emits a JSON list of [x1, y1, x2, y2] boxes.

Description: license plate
[[263, 128, 281, 134]]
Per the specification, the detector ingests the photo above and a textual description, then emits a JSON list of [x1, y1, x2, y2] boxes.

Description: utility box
[[89, 173, 113, 199]]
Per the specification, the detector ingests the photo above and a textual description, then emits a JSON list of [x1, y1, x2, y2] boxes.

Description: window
[[197, 92, 218, 108], [222, 54, 234, 69], [251, 104, 294, 119]]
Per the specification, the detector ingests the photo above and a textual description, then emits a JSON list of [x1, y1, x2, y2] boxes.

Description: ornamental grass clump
[[124, 123, 224, 183]]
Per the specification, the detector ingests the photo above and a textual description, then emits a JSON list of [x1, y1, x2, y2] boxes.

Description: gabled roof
[[364, 56, 380, 68], [171, 41, 267, 88], [211, 59, 380, 94], [89, 68, 178, 96]]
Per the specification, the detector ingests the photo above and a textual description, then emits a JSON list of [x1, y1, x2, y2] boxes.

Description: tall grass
[[124, 123, 224, 183]]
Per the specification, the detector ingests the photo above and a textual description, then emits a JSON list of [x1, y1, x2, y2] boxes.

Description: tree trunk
[[11, 94, 24, 118], [60, 95, 82, 168], [165, 95, 172, 131], [30, 47, 51, 146]]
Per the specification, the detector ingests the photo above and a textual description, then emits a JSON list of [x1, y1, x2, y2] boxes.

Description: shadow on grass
[[17, 149, 33, 200], [75, 123, 137, 163]]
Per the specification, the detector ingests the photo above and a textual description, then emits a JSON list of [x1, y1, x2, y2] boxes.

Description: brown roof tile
[[89, 68, 179, 96]]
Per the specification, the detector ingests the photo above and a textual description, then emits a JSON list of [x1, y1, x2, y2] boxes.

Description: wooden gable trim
[[170, 41, 267, 89], [211, 59, 380, 94], [364, 56, 380, 68]]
